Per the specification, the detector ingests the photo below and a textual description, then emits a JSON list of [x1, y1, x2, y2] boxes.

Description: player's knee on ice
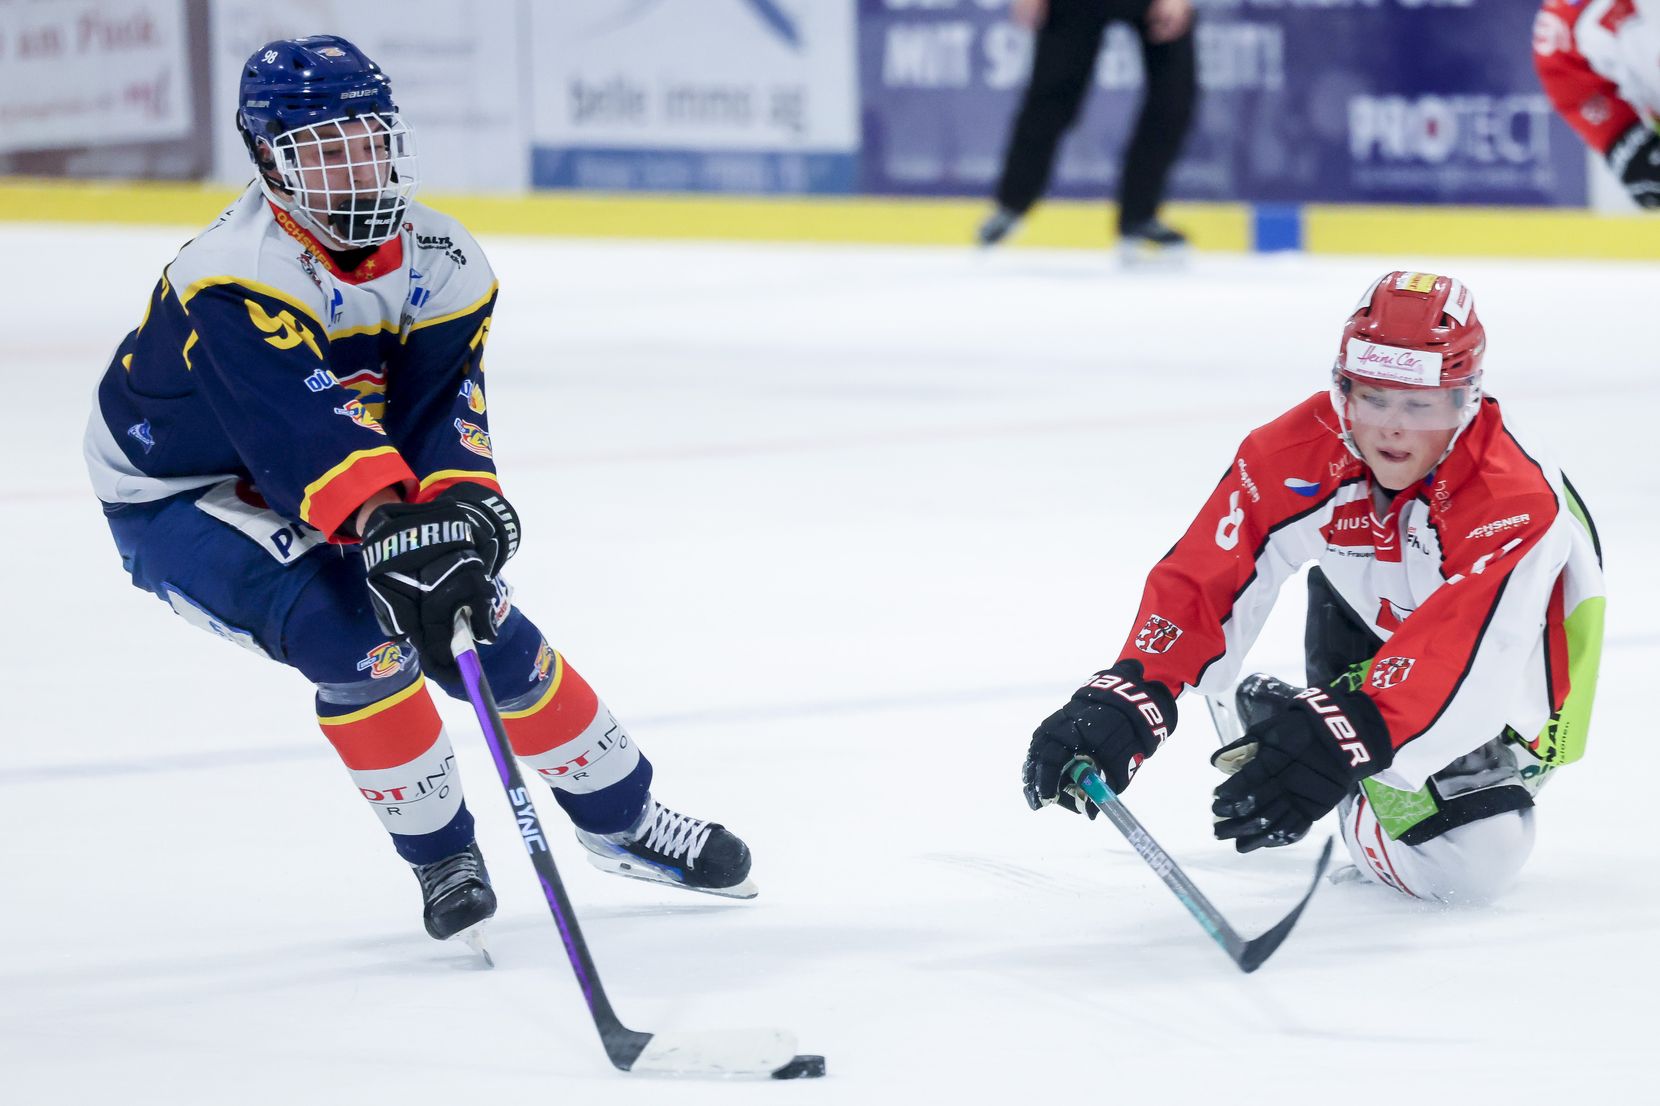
[[1339, 799, 1535, 905]]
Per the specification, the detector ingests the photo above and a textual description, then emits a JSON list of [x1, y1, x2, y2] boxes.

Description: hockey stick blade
[[624, 1028, 817, 1078], [450, 617, 826, 1080], [1234, 836, 1333, 973], [1065, 758, 1330, 974]]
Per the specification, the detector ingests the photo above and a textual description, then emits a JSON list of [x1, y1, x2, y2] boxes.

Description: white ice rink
[[2, 224, 1655, 1104]]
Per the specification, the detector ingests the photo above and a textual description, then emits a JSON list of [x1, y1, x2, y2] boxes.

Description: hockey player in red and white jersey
[[1534, 0, 1660, 207], [1022, 272, 1605, 903]]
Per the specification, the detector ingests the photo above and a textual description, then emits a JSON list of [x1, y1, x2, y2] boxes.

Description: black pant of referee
[[983, 0, 1197, 249]]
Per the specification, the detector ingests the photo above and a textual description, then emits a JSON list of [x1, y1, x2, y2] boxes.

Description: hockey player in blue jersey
[[85, 36, 756, 945]]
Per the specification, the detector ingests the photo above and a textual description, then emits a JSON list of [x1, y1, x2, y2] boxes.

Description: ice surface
[[1, 224, 1653, 1104]]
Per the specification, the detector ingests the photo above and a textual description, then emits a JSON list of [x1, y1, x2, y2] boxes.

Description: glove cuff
[[1608, 122, 1657, 180], [1290, 685, 1393, 780], [360, 500, 477, 568], [1077, 659, 1178, 748], [436, 482, 520, 574]]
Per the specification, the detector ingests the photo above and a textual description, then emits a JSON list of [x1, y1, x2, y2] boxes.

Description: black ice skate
[[575, 797, 756, 900], [412, 842, 497, 943], [1118, 218, 1190, 265], [976, 206, 1021, 247]]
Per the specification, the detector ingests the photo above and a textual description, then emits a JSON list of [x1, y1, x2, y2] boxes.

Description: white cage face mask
[[266, 113, 418, 248]]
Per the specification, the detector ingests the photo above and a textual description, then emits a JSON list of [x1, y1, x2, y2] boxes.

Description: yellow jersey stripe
[[408, 282, 498, 333], [299, 445, 403, 524], [501, 654, 566, 720], [329, 320, 399, 341], [318, 675, 428, 726], [177, 274, 324, 326], [418, 469, 499, 492]]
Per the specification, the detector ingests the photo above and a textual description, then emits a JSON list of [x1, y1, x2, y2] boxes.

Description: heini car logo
[[1345, 338, 1443, 386]]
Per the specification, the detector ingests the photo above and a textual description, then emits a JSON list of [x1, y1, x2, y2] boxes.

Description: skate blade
[[1118, 243, 1191, 268], [452, 922, 494, 967], [582, 850, 759, 900]]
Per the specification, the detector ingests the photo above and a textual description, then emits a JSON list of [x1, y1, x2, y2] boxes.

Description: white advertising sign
[[0, 0, 190, 154], [208, 0, 527, 192], [531, 0, 859, 192]]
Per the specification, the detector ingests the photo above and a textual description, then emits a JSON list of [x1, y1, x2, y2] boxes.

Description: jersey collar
[[268, 200, 404, 286]]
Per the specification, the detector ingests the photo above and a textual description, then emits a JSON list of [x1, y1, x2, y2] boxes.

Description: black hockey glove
[[361, 499, 497, 680], [1023, 660, 1176, 816], [1211, 685, 1393, 853], [1608, 123, 1660, 209], [434, 482, 521, 577]]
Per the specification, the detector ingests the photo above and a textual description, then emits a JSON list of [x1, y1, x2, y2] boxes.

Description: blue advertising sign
[[858, 0, 1587, 207]]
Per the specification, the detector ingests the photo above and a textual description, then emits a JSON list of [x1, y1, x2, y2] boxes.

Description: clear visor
[[267, 113, 418, 247], [1339, 376, 1469, 432]]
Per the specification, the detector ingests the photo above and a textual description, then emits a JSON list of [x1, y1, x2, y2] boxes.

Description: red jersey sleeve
[[1533, 0, 1641, 155], [1113, 399, 1341, 700]]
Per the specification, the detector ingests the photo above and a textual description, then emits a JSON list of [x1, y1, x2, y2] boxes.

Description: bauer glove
[[1023, 660, 1176, 816], [1211, 685, 1393, 852], [1608, 123, 1660, 209]]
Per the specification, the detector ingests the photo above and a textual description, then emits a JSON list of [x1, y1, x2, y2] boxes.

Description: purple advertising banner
[[858, 0, 1587, 207]]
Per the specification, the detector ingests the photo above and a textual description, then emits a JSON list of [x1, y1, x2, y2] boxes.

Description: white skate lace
[[417, 850, 481, 901], [636, 803, 713, 867]]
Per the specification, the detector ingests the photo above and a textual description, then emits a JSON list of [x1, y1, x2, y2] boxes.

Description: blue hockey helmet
[[235, 35, 417, 248]]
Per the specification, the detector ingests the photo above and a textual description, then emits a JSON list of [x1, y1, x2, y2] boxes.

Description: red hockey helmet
[[1330, 272, 1486, 456]]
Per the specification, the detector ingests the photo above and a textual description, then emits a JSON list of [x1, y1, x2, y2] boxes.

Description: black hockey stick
[[451, 618, 825, 1079], [1065, 757, 1331, 973]]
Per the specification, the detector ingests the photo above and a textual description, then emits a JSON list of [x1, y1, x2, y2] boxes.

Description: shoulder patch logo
[[1284, 477, 1321, 497], [1370, 656, 1415, 690], [244, 298, 323, 360], [1134, 613, 1183, 655], [126, 420, 155, 454]]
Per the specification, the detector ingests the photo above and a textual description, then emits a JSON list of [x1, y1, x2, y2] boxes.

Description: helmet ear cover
[[237, 118, 282, 185]]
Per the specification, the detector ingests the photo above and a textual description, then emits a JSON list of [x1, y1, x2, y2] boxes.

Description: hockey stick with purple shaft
[[1065, 757, 1332, 973], [450, 617, 825, 1079]]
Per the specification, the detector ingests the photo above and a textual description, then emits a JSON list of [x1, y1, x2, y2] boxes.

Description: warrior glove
[[1211, 685, 1393, 853], [1023, 660, 1176, 816], [361, 500, 497, 680], [434, 482, 521, 578]]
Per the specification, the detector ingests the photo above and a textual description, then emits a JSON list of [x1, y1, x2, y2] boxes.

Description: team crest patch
[[334, 398, 386, 434], [529, 641, 556, 683], [1370, 656, 1415, 690], [454, 417, 492, 458], [357, 641, 412, 679], [460, 379, 486, 415], [1134, 614, 1183, 655]]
